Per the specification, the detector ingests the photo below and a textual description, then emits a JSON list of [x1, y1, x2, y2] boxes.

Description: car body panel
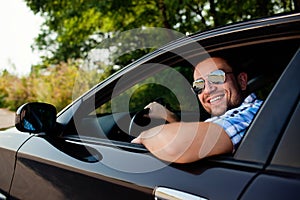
[[0, 128, 32, 196], [240, 95, 300, 200], [240, 174, 300, 200], [11, 135, 256, 200]]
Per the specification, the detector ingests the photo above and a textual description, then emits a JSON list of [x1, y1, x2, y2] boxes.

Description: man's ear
[[237, 72, 248, 90]]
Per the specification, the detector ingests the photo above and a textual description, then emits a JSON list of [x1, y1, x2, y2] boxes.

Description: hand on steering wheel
[[128, 98, 175, 137]]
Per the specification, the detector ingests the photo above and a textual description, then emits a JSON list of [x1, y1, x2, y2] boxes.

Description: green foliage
[[0, 70, 30, 110], [0, 61, 104, 112], [24, 0, 296, 68]]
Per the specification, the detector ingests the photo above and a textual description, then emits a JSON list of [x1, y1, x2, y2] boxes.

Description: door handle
[[154, 187, 208, 200]]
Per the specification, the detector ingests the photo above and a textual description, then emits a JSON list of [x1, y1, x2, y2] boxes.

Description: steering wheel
[[128, 97, 171, 137], [128, 99, 169, 137], [128, 108, 151, 137]]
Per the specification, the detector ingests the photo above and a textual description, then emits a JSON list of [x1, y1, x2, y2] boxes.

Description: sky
[[0, 0, 43, 76]]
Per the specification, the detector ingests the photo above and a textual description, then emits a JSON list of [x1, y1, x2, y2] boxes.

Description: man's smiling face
[[194, 57, 247, 116]]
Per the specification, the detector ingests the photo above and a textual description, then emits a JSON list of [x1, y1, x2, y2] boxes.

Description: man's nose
[[202, 81, 217, 94]]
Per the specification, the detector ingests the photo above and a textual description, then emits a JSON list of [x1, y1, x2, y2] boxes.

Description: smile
[[209, 94, 225, 103]]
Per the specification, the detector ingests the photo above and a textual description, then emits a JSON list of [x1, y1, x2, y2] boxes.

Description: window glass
[[97, 66, 196, 115], [270, 99, 300, 169], [72, 64, 201, 141], [66, 40, 299, 149]]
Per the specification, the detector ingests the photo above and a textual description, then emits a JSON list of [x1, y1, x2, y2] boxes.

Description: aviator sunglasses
[[192, 69, 233, 94]]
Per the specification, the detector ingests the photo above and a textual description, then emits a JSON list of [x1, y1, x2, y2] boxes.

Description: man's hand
[[145, 102, 178, 123]]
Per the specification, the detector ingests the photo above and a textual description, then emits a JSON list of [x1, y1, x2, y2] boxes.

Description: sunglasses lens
[[208, 70, 226, 84], [192, 79, 205, 94], [192, 70, 227, 94]]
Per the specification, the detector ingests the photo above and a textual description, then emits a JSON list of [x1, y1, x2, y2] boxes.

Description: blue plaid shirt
[[205, 93, 263, 151]]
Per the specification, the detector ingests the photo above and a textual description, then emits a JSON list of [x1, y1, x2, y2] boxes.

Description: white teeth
[[210, 96, 222, 103]]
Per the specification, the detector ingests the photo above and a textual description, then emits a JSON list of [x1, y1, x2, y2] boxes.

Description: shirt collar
[[244, 93, 257, 104]]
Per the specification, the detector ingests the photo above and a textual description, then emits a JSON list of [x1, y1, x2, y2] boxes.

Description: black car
[[1, 13, 300, 200]]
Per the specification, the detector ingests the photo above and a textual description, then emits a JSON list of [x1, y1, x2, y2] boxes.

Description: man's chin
[[211, 106, 227, 116]]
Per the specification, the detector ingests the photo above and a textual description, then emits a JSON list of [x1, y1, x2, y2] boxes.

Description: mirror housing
[[15, 102, 57, 133]]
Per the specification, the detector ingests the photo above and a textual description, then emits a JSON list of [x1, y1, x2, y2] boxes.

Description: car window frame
[[56, 14, 300, 167], [267, 97, 300, 174], [234, 48, 300, 166], [60, 46, 300, 165]]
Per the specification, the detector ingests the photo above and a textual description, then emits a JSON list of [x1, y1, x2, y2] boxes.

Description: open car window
[[67, 63, 202, 141], [62, 37, 300, 157]]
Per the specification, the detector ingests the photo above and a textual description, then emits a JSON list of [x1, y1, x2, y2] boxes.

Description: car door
[[240, 98, 300, 200], [6, 52, 258, 200], [10, 122, 260, 200], [9, 63, 256, 200]]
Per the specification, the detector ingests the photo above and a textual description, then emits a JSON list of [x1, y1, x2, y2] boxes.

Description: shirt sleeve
[[205, 99, 262, 150]]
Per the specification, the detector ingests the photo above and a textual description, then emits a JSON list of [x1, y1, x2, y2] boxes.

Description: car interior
[[61, 36, 300, 153]]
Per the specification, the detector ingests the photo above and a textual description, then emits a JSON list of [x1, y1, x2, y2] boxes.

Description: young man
[[132, 57, 263, 163]]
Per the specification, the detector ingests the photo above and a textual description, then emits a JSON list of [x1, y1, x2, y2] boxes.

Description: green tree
[[25, 0, 297, 68]]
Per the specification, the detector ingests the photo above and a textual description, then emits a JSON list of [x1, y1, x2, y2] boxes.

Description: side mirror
[[15, 102, 57, 133]]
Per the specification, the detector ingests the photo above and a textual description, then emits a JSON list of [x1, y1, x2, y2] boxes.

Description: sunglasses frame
[[192, 69, 233, 94]]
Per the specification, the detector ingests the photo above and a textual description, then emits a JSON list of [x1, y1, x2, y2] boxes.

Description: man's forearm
[[132, 122, 233, 163]]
